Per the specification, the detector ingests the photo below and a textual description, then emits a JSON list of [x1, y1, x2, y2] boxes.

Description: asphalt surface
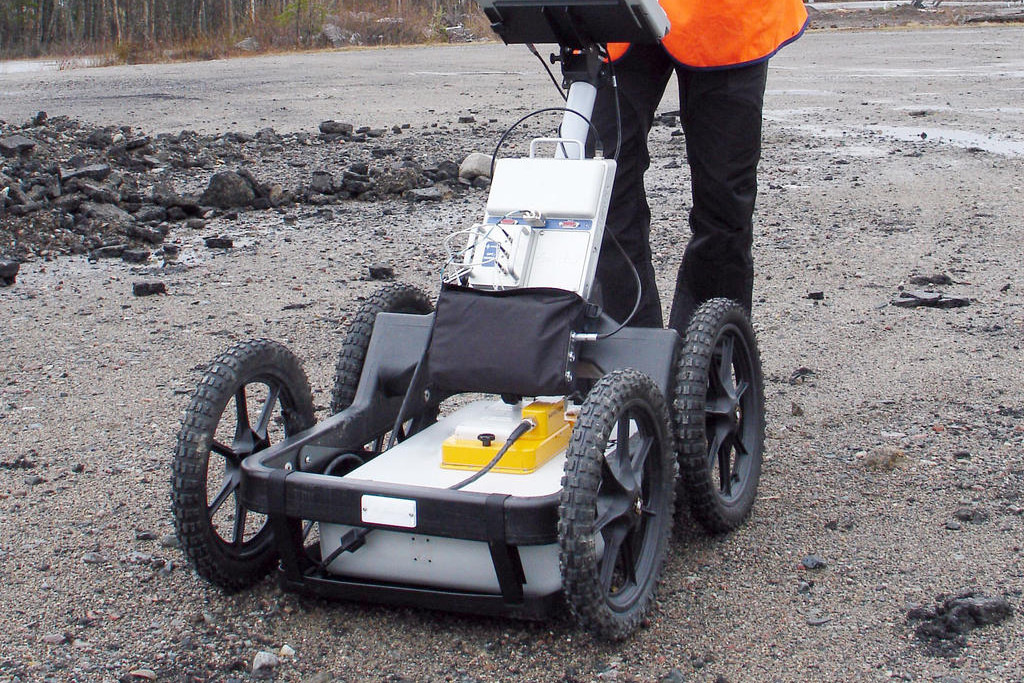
[[1, 27, 1022, 157]]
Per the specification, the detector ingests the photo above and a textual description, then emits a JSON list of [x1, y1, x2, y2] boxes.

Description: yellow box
[[441, 400, 572, 474]]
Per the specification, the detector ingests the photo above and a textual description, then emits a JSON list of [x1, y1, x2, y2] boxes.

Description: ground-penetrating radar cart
[[172, 0, 765, 640]]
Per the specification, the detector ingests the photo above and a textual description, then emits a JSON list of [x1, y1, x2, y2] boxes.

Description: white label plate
[[361, 495, 417, 528]]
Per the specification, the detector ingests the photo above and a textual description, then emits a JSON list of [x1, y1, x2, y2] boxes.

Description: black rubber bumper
[[278, 571, 564, 620], [240, 463, 560, 545], [241, 455, 563, 615]]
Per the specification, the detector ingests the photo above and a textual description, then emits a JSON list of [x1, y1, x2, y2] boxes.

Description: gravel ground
[[2, 17, 1023, 683]]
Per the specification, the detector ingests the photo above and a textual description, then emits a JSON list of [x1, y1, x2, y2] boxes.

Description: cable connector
[[449, 417, 536, 490]]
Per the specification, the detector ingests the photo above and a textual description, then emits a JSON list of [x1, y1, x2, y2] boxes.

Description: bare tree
[[1, 0, 473, 60]]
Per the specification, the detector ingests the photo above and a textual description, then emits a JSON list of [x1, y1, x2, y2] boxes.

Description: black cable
[[315, 416, 536, 571], [323, 452, 365, 477], [448, 418, 535, 491], [317, 527, 368, 571], [489, 107, 602, 178], [383, 341, 433, 452], [526, 43, 566, 101], [593, 228, 643, 340], [609, 62, 623, 161], [319, 352, 432, 569]]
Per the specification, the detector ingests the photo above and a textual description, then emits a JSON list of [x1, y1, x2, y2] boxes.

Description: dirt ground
[[1, 16, 1023, 683], [806, 2, 1024, 30]]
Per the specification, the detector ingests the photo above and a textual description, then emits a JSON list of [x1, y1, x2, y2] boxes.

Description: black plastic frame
[[240, 312, 679, 617], [481, 0, 666, 48]]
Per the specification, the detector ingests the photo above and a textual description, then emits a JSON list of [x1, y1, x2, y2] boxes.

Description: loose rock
[[158, 534, 180, 548], [368, 264, 395, 280], [132, 206, 168, 224], [407, 185, 451, 201], [127, 224, 165, 245], [204, 236, 234, 249], [310, 170, 336, 194], [908, 273, 953, 286], [0, 134, 38, 156], [801, 554, 827, 570], [81, 202, 135, 229], [133, 281, 166, 297], [91, 244, 128, 260], [953, 506, 989, 524], [860, 446, 906, 471], [458, 152, 493, 181], [200, 171, 255, 208], [0, 259, 19, 286], [909, 592, 1014, 650], [60, 164, 112, 182], [121, 248, 151, 264], [788, 366, 815, 384], [253, 651, 280, 679], [891, 289, 970, 309], [319, 121, 354, 136]]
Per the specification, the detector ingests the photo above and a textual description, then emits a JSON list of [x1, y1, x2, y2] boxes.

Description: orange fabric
[[608, 0, 807, 68]]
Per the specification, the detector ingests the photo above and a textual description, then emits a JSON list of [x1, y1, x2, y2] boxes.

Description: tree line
[[0, 0, 478, 59]]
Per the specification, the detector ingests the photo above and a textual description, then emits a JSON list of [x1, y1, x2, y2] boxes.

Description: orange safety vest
[[609, 0, 808, 69]]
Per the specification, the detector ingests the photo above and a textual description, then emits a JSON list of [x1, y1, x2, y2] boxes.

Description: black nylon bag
[[426, 285, 586, 397]]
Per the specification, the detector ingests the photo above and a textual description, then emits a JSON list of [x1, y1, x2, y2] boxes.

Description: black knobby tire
[[674, 298, 765, 533], [172, 339, 314, 591], [329, 282, 433, 415], [558, 369, 676, 640]]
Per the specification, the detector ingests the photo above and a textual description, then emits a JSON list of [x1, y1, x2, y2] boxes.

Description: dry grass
[[10, 1, 492, 68]]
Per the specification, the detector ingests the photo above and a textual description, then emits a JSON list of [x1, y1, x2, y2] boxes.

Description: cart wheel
[[674, 298, 765, 533], [172, 339, 314, 591], [559, 369, 676, 641], [329, 282, 433, 414]]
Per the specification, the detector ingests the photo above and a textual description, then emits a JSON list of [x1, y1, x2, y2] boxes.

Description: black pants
[[590, 44, 769, 333]]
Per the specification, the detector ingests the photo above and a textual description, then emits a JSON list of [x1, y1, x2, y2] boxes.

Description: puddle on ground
[[872, 125, 1024, 156], [828, 145, 889, 158], [766, 115, 1024, 157]]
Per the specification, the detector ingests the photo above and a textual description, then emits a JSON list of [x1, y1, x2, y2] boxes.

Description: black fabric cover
[[426, 285, 586, 397]]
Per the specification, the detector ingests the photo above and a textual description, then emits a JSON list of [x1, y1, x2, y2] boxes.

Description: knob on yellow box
[[441, 400, 572, 474]]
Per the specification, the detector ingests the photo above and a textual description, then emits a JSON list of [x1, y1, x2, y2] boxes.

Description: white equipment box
[[462, 156, 615, 297], [321, 401, 568, 596]]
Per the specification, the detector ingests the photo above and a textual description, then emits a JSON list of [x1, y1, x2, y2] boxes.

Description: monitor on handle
[[477, 0, 670, 48]]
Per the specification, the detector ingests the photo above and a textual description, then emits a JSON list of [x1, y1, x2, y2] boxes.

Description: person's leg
[[668, 61, 769, 333], [590, 45, 674, 327]]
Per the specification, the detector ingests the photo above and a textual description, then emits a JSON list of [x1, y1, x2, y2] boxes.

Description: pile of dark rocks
[[908, 591, 1014, 654], [0, 113, 479, 271]]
